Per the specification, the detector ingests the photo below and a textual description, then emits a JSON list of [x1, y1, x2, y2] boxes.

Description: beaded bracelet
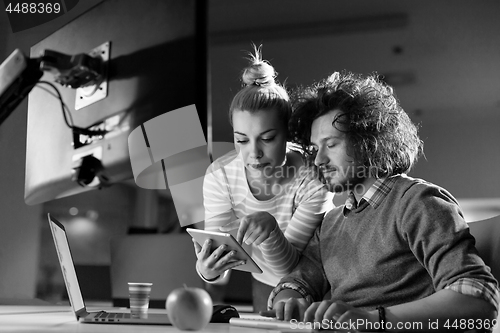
[[376, 306, 386, 332]]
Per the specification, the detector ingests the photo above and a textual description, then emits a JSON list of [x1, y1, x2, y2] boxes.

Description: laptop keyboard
[[230, 317, 314, 332], [93, 311, 129, 321]]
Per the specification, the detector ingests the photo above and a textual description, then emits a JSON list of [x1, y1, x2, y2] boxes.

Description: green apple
[[166, 286, 213, 330]]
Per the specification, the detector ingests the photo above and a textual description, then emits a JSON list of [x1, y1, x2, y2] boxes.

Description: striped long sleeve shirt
[[203, 149, 333, 287]]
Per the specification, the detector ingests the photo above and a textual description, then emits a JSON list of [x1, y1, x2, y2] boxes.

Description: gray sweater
[[275, 175, 498, 311]]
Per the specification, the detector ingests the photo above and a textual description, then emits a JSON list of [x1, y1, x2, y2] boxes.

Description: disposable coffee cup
[[128, 282, 153, 319]]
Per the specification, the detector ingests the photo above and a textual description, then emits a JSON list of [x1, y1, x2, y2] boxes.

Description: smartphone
[[186, 228, 263, 273]]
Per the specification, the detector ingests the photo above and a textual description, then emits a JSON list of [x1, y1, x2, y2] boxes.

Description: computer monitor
[[24, 0, 207, 205]]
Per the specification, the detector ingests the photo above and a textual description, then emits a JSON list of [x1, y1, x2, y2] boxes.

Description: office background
[[0, 0, 499, 302]]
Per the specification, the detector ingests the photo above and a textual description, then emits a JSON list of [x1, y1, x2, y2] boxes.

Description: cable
[[36, 81, 108, 136], [36, 81, 74, 128]]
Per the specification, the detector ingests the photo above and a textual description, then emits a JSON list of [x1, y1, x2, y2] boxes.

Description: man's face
[[310, 109, 366, 193]]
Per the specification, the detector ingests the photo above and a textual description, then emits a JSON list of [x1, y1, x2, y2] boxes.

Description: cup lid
[[128, 282, 153, 286]]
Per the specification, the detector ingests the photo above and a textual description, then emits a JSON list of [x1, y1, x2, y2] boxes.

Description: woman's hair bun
[[241, 44, 276, 87]]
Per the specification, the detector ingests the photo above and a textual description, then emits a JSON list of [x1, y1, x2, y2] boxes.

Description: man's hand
[[304, 300, 377, 331], [273, 297, 310, 321]]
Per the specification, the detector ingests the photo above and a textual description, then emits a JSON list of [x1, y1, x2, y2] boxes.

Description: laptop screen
[[48, 214, 86, 314]]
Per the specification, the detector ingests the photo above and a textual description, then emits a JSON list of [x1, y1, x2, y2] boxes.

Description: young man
[[268, 72, 499, 331]]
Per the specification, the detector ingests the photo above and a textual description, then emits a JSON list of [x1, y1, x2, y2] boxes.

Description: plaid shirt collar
[[341, 175, 399, 216], [359, 175, 398, 209]]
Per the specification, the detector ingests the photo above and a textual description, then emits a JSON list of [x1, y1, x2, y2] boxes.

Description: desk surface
[[3, 304, 499, 333], [0, 305, 279, 333]]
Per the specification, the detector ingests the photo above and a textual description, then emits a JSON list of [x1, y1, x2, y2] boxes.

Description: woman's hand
[[219, 211, 278, 245], [192, 238, 245, 280], [303, 300, 376, 331]]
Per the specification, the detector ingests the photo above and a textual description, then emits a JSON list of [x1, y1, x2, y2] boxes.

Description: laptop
[[47, 213, 171, 325]]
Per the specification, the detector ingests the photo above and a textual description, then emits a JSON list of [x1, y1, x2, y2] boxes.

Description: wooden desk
[[0, 305, 272, 333]]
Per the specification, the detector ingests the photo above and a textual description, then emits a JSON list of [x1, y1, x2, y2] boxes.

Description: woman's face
[[232, 109, 287, 176]]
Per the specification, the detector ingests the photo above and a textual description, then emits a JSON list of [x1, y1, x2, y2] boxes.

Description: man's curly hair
[[289, 71, 423, 178]]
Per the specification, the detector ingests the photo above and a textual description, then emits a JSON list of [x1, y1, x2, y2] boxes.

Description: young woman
[[192, 46, 333, 311]]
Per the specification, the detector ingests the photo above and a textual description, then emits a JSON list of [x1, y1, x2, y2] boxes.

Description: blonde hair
[[229, 44, 291, 128]]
